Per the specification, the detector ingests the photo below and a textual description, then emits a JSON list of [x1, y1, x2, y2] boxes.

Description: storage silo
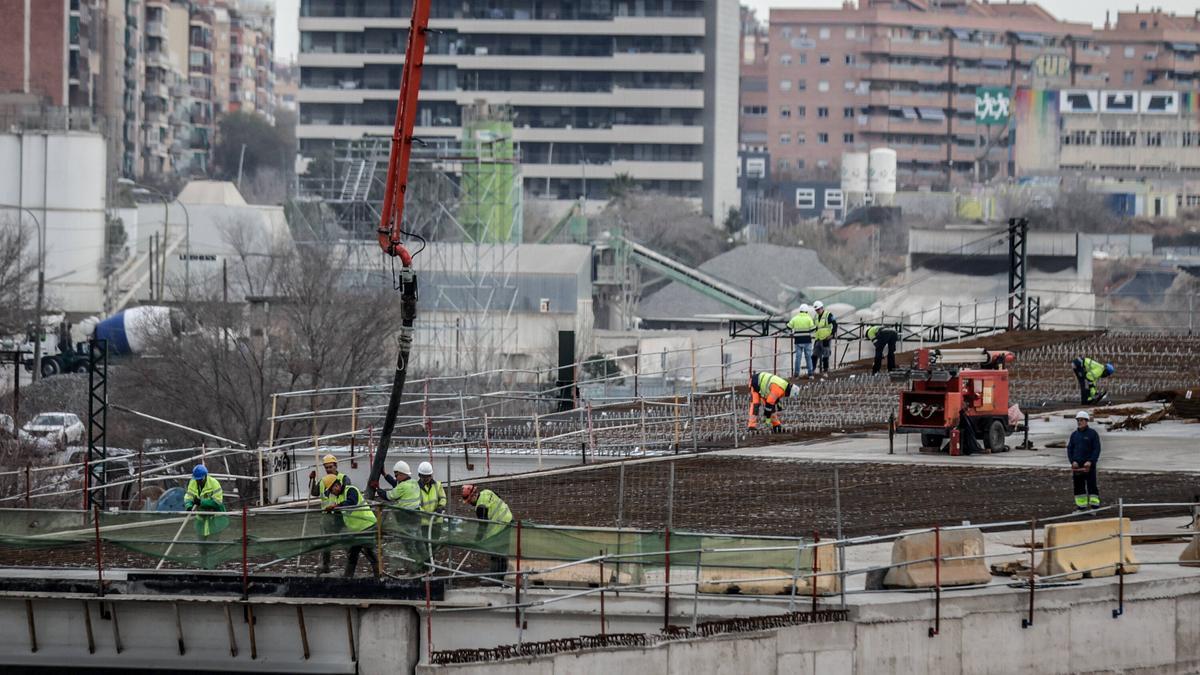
[[868, 147, 897, 206]]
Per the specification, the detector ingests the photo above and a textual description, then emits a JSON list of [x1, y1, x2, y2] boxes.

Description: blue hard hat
[[192, 465, 208, 481], [1104, 363, 1115, 376]]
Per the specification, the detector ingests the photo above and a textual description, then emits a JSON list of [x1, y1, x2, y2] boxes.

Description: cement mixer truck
[[21, 306, 178, 377]]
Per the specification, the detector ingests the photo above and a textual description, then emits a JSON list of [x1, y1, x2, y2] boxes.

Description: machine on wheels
[[893, 348, 1016, 456]]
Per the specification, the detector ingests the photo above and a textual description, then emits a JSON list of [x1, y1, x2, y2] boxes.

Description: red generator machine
[[893, 348, 1015, 455]]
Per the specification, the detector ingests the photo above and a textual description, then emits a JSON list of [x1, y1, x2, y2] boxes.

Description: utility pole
[[237, 143, 247, 191]]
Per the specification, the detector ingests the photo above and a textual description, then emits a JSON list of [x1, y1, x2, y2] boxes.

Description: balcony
[[865, 37, 949, 59], [863, 116, 948, 135], [145, 20, 167, 39], [869, 62, 950, 83], [143, 82, 169, 101], [145, 51, 169, 70], [868, 89, 948, 109]]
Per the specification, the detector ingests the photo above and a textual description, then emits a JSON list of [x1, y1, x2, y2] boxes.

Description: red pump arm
[[376, 0, 433, 266]]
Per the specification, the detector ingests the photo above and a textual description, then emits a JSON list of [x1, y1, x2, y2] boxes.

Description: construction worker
[[416, 461, 447, 516], [1067, 410, 1102, 511], [185, 465, 227, 568], [309, 454, 350, 574], [461, 484, 512, 578], [866, 325, 899, 374], [1071, 357, 1114, 405], [747, 371, 801, 433], [787, 304, 816, 378], [812, 301, 837, 374], [324, 479, 379, 577], [382, 460, 421, 510]]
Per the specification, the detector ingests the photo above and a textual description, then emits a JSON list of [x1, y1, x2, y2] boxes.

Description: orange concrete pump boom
[[375, 0, 433, 266]]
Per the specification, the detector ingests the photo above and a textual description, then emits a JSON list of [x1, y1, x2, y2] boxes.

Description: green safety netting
[[0, 507, 816, 573]]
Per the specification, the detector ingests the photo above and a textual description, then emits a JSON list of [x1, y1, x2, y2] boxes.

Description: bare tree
[[0, 218, 36, 336], [591, 192, 730, 268]]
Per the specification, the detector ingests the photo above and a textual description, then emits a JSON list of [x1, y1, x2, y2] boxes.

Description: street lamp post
[[119, 179, 191, 302]]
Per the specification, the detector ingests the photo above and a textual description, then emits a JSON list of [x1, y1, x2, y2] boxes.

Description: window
[[845, 28, 856, 39], [844, 80, 856, 90], [817, 106, 829, 118], [745, 158, 766, 178], [798, 79, 807, 91], [1123, 70, 1134, 84], [796, 188, 816, 209], [780, 80, 793, 92], [819, 54, 831, 64], [1061, 130, 1095, 146], [843, 107, 855, 118], [779, 133, 791, 144], [798, 54, 807, 65], [796, 159, 806, 170], [818, 80, 830, 92], [778, 159, 790, 171], [782, 27, 792, 39], [818, 27, 830, 40], [1143, 131, 1163, 147], [781, 53, 792, 65], [1100, 130, 1136, 146], [818, 132, 829, 144], [1124, 46, 1135, 58], [797, 106, 806, 118], [1144, 51, 1157, 61], [844, 54, 856, 65], [780, 106, 791, 118], [1184, 131, 1199, 147], [843, 132, 855, 143], [825, 189, 844, 209], [796, 132, 806, 144], [741, 105, 767, 116]]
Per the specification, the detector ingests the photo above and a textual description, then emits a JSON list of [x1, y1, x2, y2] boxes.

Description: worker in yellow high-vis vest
[[812, 301, 837, 374], [748, 371, 801, 433], [325, 479, 379, 578]]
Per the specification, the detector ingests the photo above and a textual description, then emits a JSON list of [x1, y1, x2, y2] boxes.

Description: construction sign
[[974, 87, 1011, 125]]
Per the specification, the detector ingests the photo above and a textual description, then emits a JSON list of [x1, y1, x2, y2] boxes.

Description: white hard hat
[[798, 304, 812, 313], [393, 460, 411, 475], [417, 461, 434, 476], [813, 301, 825, 310], [1075, 411, 1091, 420], [789, 386, 801, 399]]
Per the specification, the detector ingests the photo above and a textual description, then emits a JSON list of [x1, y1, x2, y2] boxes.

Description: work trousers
[[793, 341, 813, 377], [872, 336, 897, 374], [814, 340, 832, 372], [1072, 466, 1100, 508], [1072, 363, 1101, 404], [345, 540, 381, 578]]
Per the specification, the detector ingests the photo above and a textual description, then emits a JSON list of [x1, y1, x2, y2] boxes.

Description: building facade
[[296, 0, 739, 218]]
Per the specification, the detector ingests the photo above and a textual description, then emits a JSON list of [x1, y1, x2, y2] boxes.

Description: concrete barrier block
[[513, 559, 637, 587], [883, 528, 991, 589], [698, 543, 839, 595], [1035, 517, 1139, 580], [775, 620, 856, 655], [668, 634, 775, 675], [962, 608, 1070, 675], [1180, 521, 1200, 567], [1069, 598, 1175, 673]]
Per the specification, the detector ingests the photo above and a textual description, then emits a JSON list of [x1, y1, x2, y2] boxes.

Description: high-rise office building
[[297, 0, 739, 217]]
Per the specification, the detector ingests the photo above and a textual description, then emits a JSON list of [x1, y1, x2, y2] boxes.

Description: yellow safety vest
[[814, 312, 834, 341], [185, 476, 224, 511], [419, 479, 447, 513], [787, 313, 815, 334], [319, 472, 349, 509], [336, 485, 377, 532], [387, 478, 421, 509], [755, 372, 790, 397], [475, 489, 513, 524]]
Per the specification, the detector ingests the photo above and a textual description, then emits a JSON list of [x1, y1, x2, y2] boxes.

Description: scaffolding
[[296, 103, 525, 382]]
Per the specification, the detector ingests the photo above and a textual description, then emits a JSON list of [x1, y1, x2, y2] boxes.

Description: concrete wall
[[418, 575, 1200, 674]]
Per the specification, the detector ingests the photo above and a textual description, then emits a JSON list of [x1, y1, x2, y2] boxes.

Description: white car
[[22, 413, 86, 446]]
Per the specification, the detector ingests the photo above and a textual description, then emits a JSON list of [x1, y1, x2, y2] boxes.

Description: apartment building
[[1094, 10, 1200, 88], [296, 0, 739, 218], [738, 6, 770, 200], [765, 0, 1103, 188]]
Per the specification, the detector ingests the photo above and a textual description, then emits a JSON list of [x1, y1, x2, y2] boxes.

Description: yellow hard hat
[[320, 474, 339, 491], [322, 454, 337, 465]]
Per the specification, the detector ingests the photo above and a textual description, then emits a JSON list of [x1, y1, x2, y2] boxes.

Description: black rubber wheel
[[40, 359, 59, 378], [984, 419, 1006, 451], [72, 363, 89, 374], [920, 433, 944, 450]]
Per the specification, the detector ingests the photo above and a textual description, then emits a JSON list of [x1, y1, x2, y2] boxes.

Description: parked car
[[22, 413, 85, 446]]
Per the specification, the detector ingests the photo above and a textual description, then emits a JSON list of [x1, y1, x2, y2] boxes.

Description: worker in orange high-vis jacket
[[748, 371, 801, 433]]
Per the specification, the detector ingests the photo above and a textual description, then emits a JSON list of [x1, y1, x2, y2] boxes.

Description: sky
[[273, 0, 1199, 62]]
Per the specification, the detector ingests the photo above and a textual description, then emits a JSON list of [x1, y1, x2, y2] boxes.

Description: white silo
[[840, 152, 869, 210], [868, 147, 898, 206]]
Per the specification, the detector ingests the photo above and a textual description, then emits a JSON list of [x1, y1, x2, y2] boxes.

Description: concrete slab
[[774, 620, 856, 655], [854, 618, 963, 674], [1069, 598, 1177, 673], [716, 405, 1200, 475], [776, 652, 815, 675], [1176, 594, 1200, 666], [667, 633, 776, 675], [814, 649, 854, 674], [553, 646, 667, 675], [961, 608, 1071, 675]]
